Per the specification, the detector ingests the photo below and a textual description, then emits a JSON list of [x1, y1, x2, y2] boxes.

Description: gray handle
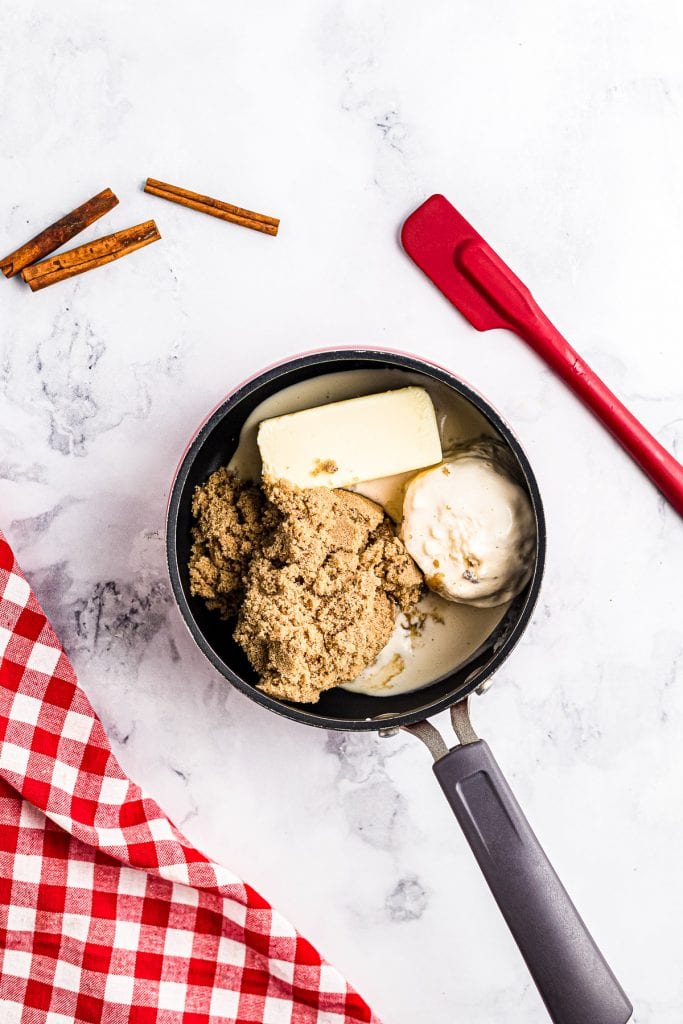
[[433, 740, 632, 1024]]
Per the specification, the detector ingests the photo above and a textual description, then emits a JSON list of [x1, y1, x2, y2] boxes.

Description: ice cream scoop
[[401, 440, 536, 608]]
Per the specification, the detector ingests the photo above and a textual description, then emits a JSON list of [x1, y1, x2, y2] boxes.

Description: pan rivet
[[476, 678, 495, 695], [378, 726, 400, 739]]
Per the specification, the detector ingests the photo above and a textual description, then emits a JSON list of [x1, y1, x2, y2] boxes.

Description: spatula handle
[[523, 313, 683, 514], [457, 240, 683, 515]]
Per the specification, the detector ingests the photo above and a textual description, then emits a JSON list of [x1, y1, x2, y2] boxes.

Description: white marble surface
[[2, 2, 683, 1021]]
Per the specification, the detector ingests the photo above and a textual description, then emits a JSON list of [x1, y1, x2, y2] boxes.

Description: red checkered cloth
[[0, 532, 378, 1024]]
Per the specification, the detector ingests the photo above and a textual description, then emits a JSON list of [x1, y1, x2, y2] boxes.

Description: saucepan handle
[[433, 739, 632, 1024]]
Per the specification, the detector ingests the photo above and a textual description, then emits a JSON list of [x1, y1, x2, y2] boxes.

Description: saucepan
[[166, 349, 632, 1024]]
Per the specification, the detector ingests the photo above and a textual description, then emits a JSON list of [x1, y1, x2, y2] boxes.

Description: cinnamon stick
[[21, 220, 161, 292], [1, 188, 119, 278], [144, 178, 279, 236]]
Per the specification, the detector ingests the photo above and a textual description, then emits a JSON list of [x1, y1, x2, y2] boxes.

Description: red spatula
[[402, 194, 683, 516]]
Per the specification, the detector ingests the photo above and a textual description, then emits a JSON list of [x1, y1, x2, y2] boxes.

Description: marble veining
[[327, 732, 417, 852], [2, 2, 683, 1021], [385, 876, 429, 923]]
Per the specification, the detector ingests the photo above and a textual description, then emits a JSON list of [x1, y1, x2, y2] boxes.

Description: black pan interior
[[167, 350, 546, 731]]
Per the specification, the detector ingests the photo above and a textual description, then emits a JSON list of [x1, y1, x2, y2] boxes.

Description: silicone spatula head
[[401, 194, 514, 332]]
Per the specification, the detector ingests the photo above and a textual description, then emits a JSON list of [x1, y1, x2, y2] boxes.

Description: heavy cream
[[342, 590, 509, 697]]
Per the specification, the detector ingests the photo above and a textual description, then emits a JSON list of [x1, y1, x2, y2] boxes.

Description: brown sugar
[[188, 468, 278, 619], [188, 471, 423, 703]]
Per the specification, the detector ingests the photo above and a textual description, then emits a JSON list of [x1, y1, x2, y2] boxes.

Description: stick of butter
[[257, 387, 442, 488]]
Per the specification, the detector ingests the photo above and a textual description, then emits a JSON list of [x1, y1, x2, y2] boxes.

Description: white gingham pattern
[[0, 532, 378, 1024]]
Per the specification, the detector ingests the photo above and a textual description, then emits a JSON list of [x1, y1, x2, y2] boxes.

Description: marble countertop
[[2, 3, 682, 1021]]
